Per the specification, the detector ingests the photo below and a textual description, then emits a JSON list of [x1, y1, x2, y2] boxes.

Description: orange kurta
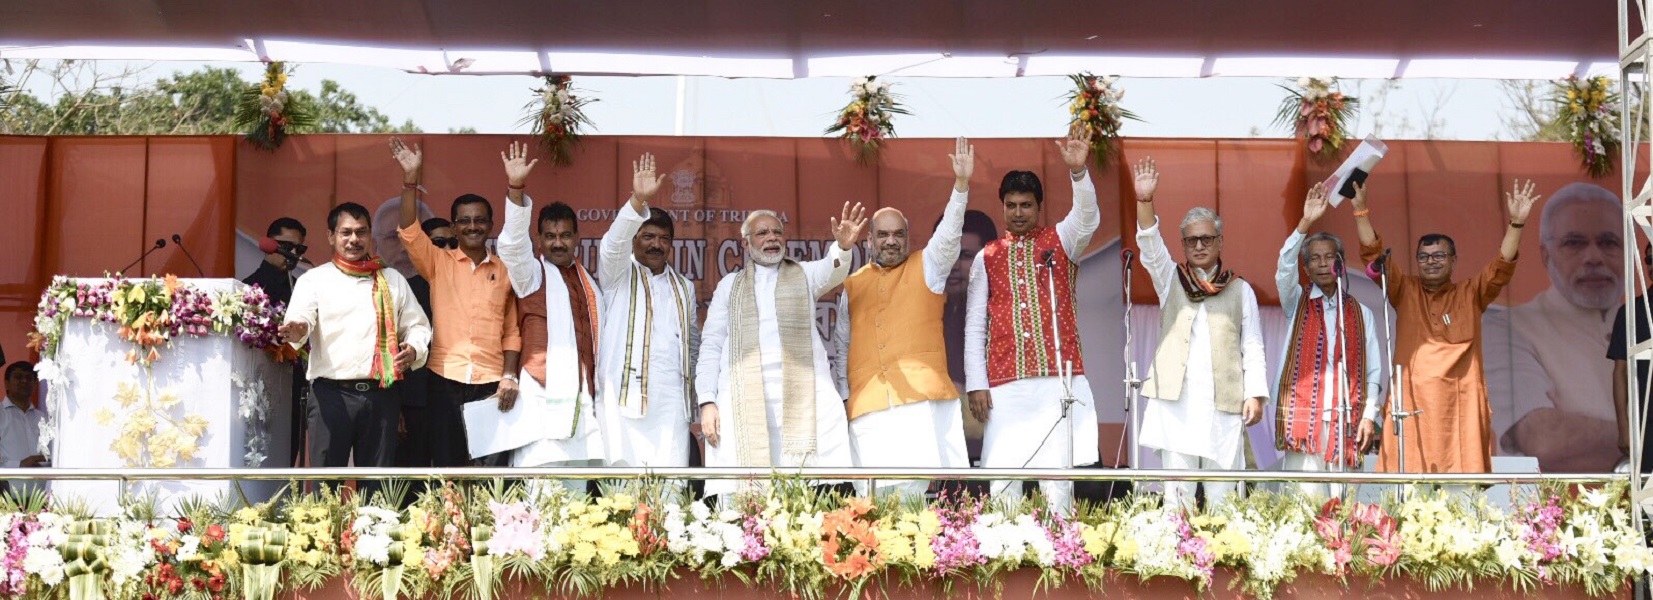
[[1363, 235, 1516, 473]]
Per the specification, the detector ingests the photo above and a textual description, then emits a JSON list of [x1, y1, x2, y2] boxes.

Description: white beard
[[747, 249, 783, 267]]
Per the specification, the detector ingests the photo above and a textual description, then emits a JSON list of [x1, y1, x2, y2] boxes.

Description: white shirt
[[1274, 230, 1384, 423], [0, 399, 43, 468], [833, 186, 969, 395], [963, 170, 1100, 393], [1135, 217, 1268, 461], [284, 263, 432, 381]]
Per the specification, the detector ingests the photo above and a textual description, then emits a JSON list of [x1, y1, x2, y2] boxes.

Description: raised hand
[[1506, 178, 1541, 225], [500, 140, 539, 187], [1132, 157, 1159, 202], [950, 137, 975, 185], [1057, 129, 1091, 173], [389, 137, 422, 179], [831, 201, 868, 250], [1301, 181, 1330, 231], [631, 152, 667, 205], [1346, 180, 1369, 212]]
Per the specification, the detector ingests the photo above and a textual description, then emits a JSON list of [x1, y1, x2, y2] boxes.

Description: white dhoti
[[849, 397, 969, 499], [703, 370, 853, 499], [1142, 388, 1247, 512], [980, 375, 1100, 512], [511, 372, 605, 494], [1280, 451, 1350, 499]]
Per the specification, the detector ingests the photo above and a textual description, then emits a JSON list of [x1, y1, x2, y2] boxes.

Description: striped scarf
[[1274, 288, 1367, 468], [332, 255, 402, 387], [729, 260, 817, 466], [1175, 259, 1235, 303]]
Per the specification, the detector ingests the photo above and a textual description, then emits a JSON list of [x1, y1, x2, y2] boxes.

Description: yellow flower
[[403, 546, 424, 567], [1190, 515, 1211, 528], [220, 548, 240, 567], [233, 507, 261, 524]]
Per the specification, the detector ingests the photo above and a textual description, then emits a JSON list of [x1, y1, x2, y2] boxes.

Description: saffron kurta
[[1362, 235, 1516, 473]]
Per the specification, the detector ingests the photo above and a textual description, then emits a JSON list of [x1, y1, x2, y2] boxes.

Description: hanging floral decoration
[[522, 75, 595, 166], [1273, 77, 1359, 160], [826, 75, 909, 166], [1552, 75, 1621, 178], [1065, 72, 1141, 169], [236, 62, 316, 152]]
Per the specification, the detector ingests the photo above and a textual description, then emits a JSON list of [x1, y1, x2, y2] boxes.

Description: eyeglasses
[[430, 236, 458, 250], [1182, 235, 1221, 248], [453, 217, 490, 227], [1416, 252, 1454, 264], [277, 241, 308, 256]]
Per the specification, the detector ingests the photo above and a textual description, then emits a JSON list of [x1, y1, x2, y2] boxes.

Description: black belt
[[317, 378, 384, 392]]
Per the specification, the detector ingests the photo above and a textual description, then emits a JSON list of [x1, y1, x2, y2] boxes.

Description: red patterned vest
[[983, 226, 1084, 386]]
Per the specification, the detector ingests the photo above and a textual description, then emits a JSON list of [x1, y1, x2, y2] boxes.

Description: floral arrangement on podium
[[0, 480, 1641, 600], [523, 75, 595, 166], [28, 275, 292, 468], [1274, 76, 1359, 160], [1552, 75, 1620, 178], [1065, 73, 1139, 169], [235, 62, 315, 152], [826, 76, 909, 166]]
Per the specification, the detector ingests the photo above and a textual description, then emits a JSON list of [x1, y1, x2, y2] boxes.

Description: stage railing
[[0, 467, 1622, 484]]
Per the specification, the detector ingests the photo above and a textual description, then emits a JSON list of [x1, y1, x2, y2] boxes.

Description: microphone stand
[[1330, 262, 1353, 497], [1122, 252, 1143, 470], [1024, 251, 1080, 473], [120, 239, 167, 275], [1375, 250, 1422, 474]]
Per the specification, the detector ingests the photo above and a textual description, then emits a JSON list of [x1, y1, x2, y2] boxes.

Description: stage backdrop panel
[[2, 134, 1646, 474]]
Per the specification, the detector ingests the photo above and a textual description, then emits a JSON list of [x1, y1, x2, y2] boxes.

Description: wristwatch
[[502, 374, 519, 383]]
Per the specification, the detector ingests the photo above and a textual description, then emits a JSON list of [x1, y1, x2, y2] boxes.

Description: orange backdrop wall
[[0, 134, 1643, 361]]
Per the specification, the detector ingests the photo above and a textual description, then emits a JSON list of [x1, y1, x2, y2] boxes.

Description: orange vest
[[844, 249, 959, 420]]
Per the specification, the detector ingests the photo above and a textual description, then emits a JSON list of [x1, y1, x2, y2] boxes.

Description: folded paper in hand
[[1328, 136, 1388, 207], [461, 395, 550, 459]]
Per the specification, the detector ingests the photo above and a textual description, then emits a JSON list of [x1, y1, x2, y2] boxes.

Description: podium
[[42, 278, 292, 515]]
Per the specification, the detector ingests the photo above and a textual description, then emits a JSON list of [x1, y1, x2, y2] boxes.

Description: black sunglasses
[[277, 241, 308, 256], [430, 236, 458, 250]]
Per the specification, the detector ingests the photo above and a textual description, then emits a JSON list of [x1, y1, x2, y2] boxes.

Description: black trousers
[[394, 368, 434, 468], [308, 378, 401, 499], [428, 375, 506, 467]]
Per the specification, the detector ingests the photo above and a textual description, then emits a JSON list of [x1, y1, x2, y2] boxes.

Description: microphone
[[120, 239, 167, 275], [171, 234, 206, 277], [258, 238, 312, 266], [1041, 249, 1057, 267], [1121, 248, 1136, 269], [1366, 248, 1392, 280]]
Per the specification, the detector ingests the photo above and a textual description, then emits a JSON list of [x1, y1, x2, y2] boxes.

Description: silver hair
[[1539, 182, 1620, 245], [1180, 207, 1223, 235], [741, 210, 782, 238], [1299, 232, 1345, 265]]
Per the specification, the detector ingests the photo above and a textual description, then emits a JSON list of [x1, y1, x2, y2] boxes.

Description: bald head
[[870, 207, 911, 268]]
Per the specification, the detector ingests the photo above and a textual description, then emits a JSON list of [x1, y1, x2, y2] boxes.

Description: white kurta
[[832, 186, 971, 497], [697, 245, 854, 498], [596, 201, 697, 468], [963, 170, 1102, 471], [1134, 218, 1269, 466], [498, 196, 605, 467]]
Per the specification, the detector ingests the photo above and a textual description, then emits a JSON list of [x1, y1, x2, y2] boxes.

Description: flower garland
[[0, 483, 1643, 600], [235, 62, 315, 152], [826, 76, 909, 166], [1065, 73, 1140, 169], [1553, 75, 1620, 178], [1274, 76, 1359, 160], [523, 75, 595, 166]]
